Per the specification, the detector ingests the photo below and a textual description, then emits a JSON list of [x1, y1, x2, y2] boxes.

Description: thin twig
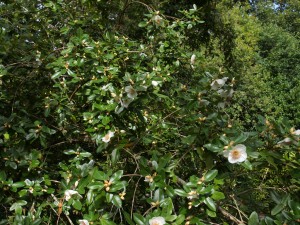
[[218, 206, 244, 225], [230, 194, 244, 223], [131, 176, 143, 219]]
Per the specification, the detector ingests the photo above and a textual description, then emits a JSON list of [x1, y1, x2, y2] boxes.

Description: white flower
[[292, 129, 300, 135], [102, 131, 115, 143], [210, 77, 228, 90], [152, 81, 159, 87], [223, 144, 247, 164], [64, 190, 81, 201], [120, 98, 133, 108], [190, 54, 196, 65], [277, 137, 292, 145], [149, 216, 166, 225], [79, 220, 89, 225], [153, 15, 162, 25], [125, 85, 137, 99]]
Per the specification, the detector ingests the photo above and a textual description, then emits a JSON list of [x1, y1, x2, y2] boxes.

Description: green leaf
[[51, 71, 63, 79], [153, 188, 164, 202], [203, 144, 222, 153], [181, 135, 196, 145], [123, 211, 135, 225], [204, 197, 216, 211], [242, 160, 253, 170], [271, 203, 285, 215], [111, 149, 119, 165], [73, 199, 82, 210], [79, 152, 92, 157], [88, 183, 104, 190], [110, 170, 123, 182], [138, 21, 148, 27], [133, 213, 146, 225], [234, 132, 249, 143], [160, 198, 173, 217], [4, 132, 9, 140], [92, 169, 108, 180], [174, 189, 188, 197], [12, 182, 25, 189], [18, 189, 28, 198], [174, 214, 185, 224], [8, 161, 17, 170], [0, 171, 7, 181], [288, 200, 300, 217], [106, 193, 114, 203], [270, 191, 281, 204], [64, 149, 76, 155], [264, 216, 274, 225], [204, 169, 218, 182], [29, 159, 40, 169], [248, 211, 260, 225], [112, 195, 122, 208], [211, 191, 225, 200], [206, 209, 216, 217], [10, 200, 27, 211]]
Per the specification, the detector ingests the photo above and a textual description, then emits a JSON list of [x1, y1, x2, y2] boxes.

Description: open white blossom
[[102, 131, 115, 143], [125, 85, 137, 99], [153, 15, 162, 25], [210, 77, 228, 90], [190, 54, 196, 65], [79, 219, 89, 225], [149, 216, 166, 225], [223, 144, 247, 164], [152, 81, 159, 87], [120, 98, 133, 108], [292, 129, 300, 135], [277, 137, 292, 145], [64, 190, 81, 201]]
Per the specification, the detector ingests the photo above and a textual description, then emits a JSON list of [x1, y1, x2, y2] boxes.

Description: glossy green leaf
[[271, 203, 285, 215], [123, 211, 135, 225], [133, 213, 146, 225], [110, 170, 123, 182], [112, 195, 122, 208], [204, 197, 216, 211], [174, 189, 188, 197], [248, 211, 260, 225], [211, 191, 225, 200], [204, 169, 218, 182]]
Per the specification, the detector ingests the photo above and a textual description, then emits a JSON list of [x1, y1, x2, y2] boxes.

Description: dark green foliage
[[0, 0, 299, 224]]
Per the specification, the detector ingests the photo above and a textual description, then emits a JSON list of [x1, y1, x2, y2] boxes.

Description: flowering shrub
[[0, 1, 299, 225]]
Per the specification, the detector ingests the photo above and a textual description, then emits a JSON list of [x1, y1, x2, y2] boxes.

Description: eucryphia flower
[[102, 131, 115, 143], [125, 85, 137, 99], [153, 15, 163, 25], [292, 129, 300, 135], [277, 137, 292, 145], [120, 98, 133, 108], [223, 144, 247, 164], [152, 81, 159, 87], [149, 216, 166, 225], [64, 190, 82, 201], [210, 77, 228, 90], [79, 219, 89, 225], [190, 54, 196, 65]]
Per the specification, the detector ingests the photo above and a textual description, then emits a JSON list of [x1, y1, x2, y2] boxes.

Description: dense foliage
[[0, 0, 299, 225]]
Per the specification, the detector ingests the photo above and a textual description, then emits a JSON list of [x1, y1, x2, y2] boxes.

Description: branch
[[218, 206, 245, 225]]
